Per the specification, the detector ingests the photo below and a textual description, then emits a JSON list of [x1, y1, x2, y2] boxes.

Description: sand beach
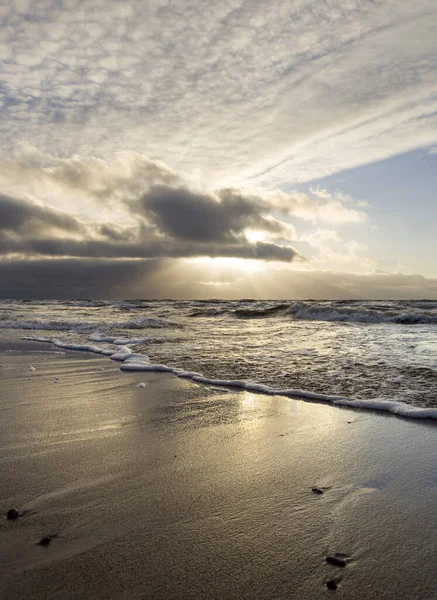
[[1, 338, 437, 599]]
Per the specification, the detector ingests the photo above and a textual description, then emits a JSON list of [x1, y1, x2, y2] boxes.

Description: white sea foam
[[22, 336, 115, 357], [88, 333, 147, 345], [109, 346, 133, 361], [20, 335, 437, 421], [121, 361, 173, 372]]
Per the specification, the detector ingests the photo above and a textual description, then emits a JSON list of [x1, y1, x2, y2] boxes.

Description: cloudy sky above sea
[[1, 0, 437, 298]]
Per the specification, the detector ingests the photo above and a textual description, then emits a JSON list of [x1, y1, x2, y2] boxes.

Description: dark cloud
[[0, 193, 81, 235], [0, 234, 297, 262], [0, 190, 302, 263], [1, 259, 437, 300], [142, 185, 284, 242], [0, 259, 163, 299], [97, 224, 131, 241]]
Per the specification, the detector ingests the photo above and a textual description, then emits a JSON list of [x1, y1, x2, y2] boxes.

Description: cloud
[[0, 151, 368, 224], [2, 258, 437, 300], [0, 152, 369, 265], [309, 270, 437, 299], [0, 192, 82, 235], [0, 150, 182, 202], [374, 268, 391, 274], [0, 190, 302, 262], [0, 1, 436, 187], [0, 258, 164, 299], [0, 150, 183, 222], [199, 281, 232, 287], [271, 189, 367, 224], [298, 228, 374, 272], [140, 185, 290, 243]]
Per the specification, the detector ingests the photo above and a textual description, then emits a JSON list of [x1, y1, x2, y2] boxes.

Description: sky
[[1, 0, 437, 299]]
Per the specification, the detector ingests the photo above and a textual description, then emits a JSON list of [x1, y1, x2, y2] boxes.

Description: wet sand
[[1, 339, 437, 599]]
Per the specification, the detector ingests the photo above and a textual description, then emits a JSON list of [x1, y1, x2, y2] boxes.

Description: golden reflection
[[240, 392, 259, 410], [237, 389, 342, 445]]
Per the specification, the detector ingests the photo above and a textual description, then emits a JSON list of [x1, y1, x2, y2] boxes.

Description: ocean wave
[[21, 335, 437, 421], [287, 303, 437, 324], [0, 319, 99, 332], [59, 300, 112, 307], [0, 316, 181, 332], [183, 300, 437, 324], [118, 317, 181, 329], [189, 303, 290, 318], [234, 304, 290, 318], [188, 308, 228, 317]]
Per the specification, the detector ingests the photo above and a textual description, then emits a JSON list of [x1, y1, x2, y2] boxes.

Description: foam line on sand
[[21, 335, 437, 421]]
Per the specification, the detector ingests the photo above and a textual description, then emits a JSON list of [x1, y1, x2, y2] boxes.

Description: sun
[[244, 229, 269, 244]]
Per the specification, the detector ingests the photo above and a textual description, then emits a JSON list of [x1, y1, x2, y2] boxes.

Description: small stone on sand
[[326, 579, 340, 590], [136, 382, 147, 388], [38, 536, 54, 546], [326, 556, 348, 567], [312, 487, 324, 494], [29, 366, 36, 371], [6, 509, 19, 520]]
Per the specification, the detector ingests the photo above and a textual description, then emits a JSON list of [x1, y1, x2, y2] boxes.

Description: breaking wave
[[286, 303, 437, 324], [0, 316, 181, 332], [187, 301, 437, 324]]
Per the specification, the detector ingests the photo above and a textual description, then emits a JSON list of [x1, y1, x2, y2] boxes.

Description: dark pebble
[[6, 509, 19, 520], [38, 536, 53, 546], [312, 488, 324, 494], [326, 556, 348, 567], [326, 579, 339, 590]]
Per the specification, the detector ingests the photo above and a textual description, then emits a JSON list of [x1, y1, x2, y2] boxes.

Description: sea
[[1, 298, 437, 419]]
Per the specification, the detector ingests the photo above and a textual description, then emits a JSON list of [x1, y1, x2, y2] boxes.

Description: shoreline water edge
[[18, 333, 437, 421], [2, 298, 437, 420]]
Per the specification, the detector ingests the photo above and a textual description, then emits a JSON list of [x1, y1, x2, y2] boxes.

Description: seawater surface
[[1, 298, 437, 418]]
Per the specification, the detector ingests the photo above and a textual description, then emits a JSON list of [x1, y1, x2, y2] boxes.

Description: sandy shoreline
[[1, 338, 437, 599]]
